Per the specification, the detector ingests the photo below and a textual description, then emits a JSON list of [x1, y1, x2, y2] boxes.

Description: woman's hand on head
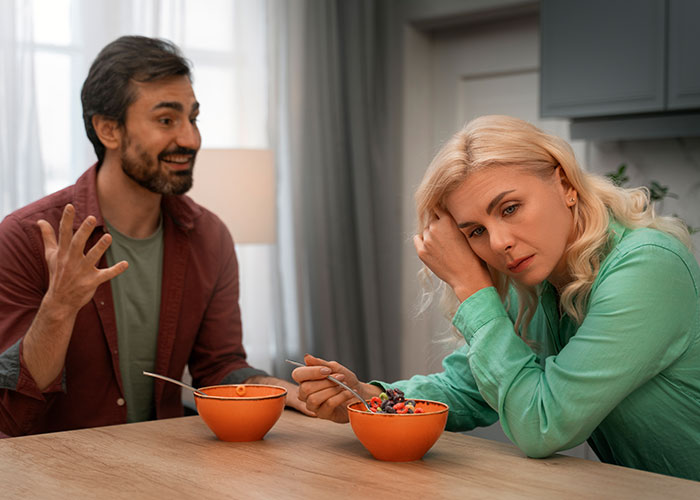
[[413, 207, 493, 301], [291, 354, 380, 423]]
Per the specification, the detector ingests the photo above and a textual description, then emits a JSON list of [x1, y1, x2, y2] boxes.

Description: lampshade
[[188, 148, 276, 244]]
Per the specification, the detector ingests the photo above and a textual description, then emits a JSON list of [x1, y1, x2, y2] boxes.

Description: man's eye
[[159, 118, 173, 125], [469, 226, 485, 238]]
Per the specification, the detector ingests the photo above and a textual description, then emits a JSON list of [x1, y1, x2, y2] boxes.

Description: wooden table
[[1, 410, 697, 499]]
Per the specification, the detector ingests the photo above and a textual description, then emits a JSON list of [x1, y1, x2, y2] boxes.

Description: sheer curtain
[[2, 0, 278, 376], [0, 0, 45, 216]]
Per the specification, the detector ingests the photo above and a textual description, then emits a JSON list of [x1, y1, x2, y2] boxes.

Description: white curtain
[[0, 0, 45, 216]]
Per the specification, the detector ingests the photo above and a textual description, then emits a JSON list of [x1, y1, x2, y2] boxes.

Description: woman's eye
[[469, 226, 485, 238], [503, 204, 519, 216]]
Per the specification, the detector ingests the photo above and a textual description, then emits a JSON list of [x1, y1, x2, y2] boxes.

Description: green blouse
[[380, 221, 700, 480]]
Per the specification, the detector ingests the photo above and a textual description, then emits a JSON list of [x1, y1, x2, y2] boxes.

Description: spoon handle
[[285, 359, 372, 412], [142, 371, 208, 396]]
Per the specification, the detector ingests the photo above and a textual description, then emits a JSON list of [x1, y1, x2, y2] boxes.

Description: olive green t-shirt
[[105, 217, 163, 423]]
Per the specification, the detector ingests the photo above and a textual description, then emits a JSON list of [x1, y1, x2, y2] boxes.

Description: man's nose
[[177, 121, 201, 150]]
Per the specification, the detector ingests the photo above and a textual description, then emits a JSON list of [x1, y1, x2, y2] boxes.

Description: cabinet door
[[540, 0, 666, 118], [667, 0, 700, 110]]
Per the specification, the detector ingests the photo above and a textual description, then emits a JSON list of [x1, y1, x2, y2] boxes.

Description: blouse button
[[116, 398, 125, 406]]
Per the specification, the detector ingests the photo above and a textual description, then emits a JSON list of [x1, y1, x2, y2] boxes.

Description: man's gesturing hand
[[23, 204, 128, 390], [37, 204, 128, 314]]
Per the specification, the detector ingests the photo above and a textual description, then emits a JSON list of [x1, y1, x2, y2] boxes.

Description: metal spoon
[[285, 359, 373, 412], [143, 371, 209, 397]]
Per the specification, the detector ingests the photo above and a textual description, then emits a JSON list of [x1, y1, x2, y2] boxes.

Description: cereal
[[368, 388, 421, 414]]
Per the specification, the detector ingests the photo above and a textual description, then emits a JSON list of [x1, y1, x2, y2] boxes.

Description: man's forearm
[[21, 295, 79, 391]]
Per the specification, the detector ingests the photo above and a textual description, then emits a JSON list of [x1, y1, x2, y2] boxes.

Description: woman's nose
[[490, 226, 515, 254]]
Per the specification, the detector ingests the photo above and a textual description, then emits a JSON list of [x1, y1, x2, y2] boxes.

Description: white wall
[[584, 138, 700, 259]]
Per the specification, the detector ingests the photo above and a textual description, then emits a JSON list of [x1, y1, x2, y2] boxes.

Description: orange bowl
[[347, 399, 448, 461], [193, 384, 287, 442]]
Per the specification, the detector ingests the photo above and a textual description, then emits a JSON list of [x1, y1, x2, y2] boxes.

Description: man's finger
[[85, 233, 113, 266], [37, 220, 58, 254], [57, 204, 75, 254], [69, 215, 97, 258], [95, 261, 129, 284]]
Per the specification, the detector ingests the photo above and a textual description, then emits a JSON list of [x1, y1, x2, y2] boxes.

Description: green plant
[[606, 163, 629, 187], [605, 163, 697, 234]]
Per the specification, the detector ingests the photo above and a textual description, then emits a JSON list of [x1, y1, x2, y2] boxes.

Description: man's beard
[[120, 137, 196, 196]]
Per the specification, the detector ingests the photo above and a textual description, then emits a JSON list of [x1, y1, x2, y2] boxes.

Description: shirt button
[[117, 398, 125, 406], [100, 301, 105, 306]]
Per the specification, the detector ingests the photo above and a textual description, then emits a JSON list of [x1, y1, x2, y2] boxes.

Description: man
[[0, 35, 309, 436]]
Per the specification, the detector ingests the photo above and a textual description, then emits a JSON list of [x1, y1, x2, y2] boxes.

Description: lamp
[[181, 148, 276, 412], [188, 148, 276, 244]]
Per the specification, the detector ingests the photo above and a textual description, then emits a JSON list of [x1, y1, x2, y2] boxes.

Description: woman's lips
[[508, 255, 534, 273]]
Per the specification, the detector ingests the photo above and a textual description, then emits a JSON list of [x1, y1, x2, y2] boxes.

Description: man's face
[[119, 76, 201, 195]]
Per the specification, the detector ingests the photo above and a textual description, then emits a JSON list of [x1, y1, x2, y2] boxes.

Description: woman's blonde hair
[[416, 115, 691, 337]]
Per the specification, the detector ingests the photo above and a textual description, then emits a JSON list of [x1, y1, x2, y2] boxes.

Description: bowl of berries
[[346, 388, 448, 461], [194, 384, 287, 442]]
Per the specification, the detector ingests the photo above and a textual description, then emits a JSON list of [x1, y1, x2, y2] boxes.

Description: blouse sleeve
[[373, 345, 499, 432], [453, 242, 697, 457]]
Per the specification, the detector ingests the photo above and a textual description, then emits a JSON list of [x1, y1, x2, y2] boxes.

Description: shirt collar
[[71, 163, 202, 232]]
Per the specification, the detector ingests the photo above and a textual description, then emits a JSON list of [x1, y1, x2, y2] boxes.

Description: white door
[[400, 13, 593, 460]]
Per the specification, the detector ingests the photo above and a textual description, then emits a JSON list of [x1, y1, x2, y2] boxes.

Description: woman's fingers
[[304, 386, 354, 421], [296, 377, 339, 401], [291, 364, 331, 384], [302, 353, 333, 368]]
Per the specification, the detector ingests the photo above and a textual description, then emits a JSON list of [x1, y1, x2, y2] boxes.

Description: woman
[[292, 116, 700, 480]]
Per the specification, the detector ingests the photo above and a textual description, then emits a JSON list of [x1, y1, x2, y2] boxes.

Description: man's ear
[[92, 115, 122, 151]]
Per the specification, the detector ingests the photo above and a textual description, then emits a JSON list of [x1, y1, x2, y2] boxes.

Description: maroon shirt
[[0, 165, 265, 436]]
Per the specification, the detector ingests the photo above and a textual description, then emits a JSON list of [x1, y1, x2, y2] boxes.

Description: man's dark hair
[[81, 35, 192, 165]]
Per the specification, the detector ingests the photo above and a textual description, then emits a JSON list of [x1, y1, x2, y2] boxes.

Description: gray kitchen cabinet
[[541, 0, 666, 118], [667, 0, 700, 110]]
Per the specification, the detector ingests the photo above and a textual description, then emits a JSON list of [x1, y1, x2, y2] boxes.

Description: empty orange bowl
[[347, 399, 448, 461], [193, 384, 287, 442]]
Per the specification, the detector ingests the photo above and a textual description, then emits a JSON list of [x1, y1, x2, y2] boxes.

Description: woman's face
[[444, 165, 577, 289]]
